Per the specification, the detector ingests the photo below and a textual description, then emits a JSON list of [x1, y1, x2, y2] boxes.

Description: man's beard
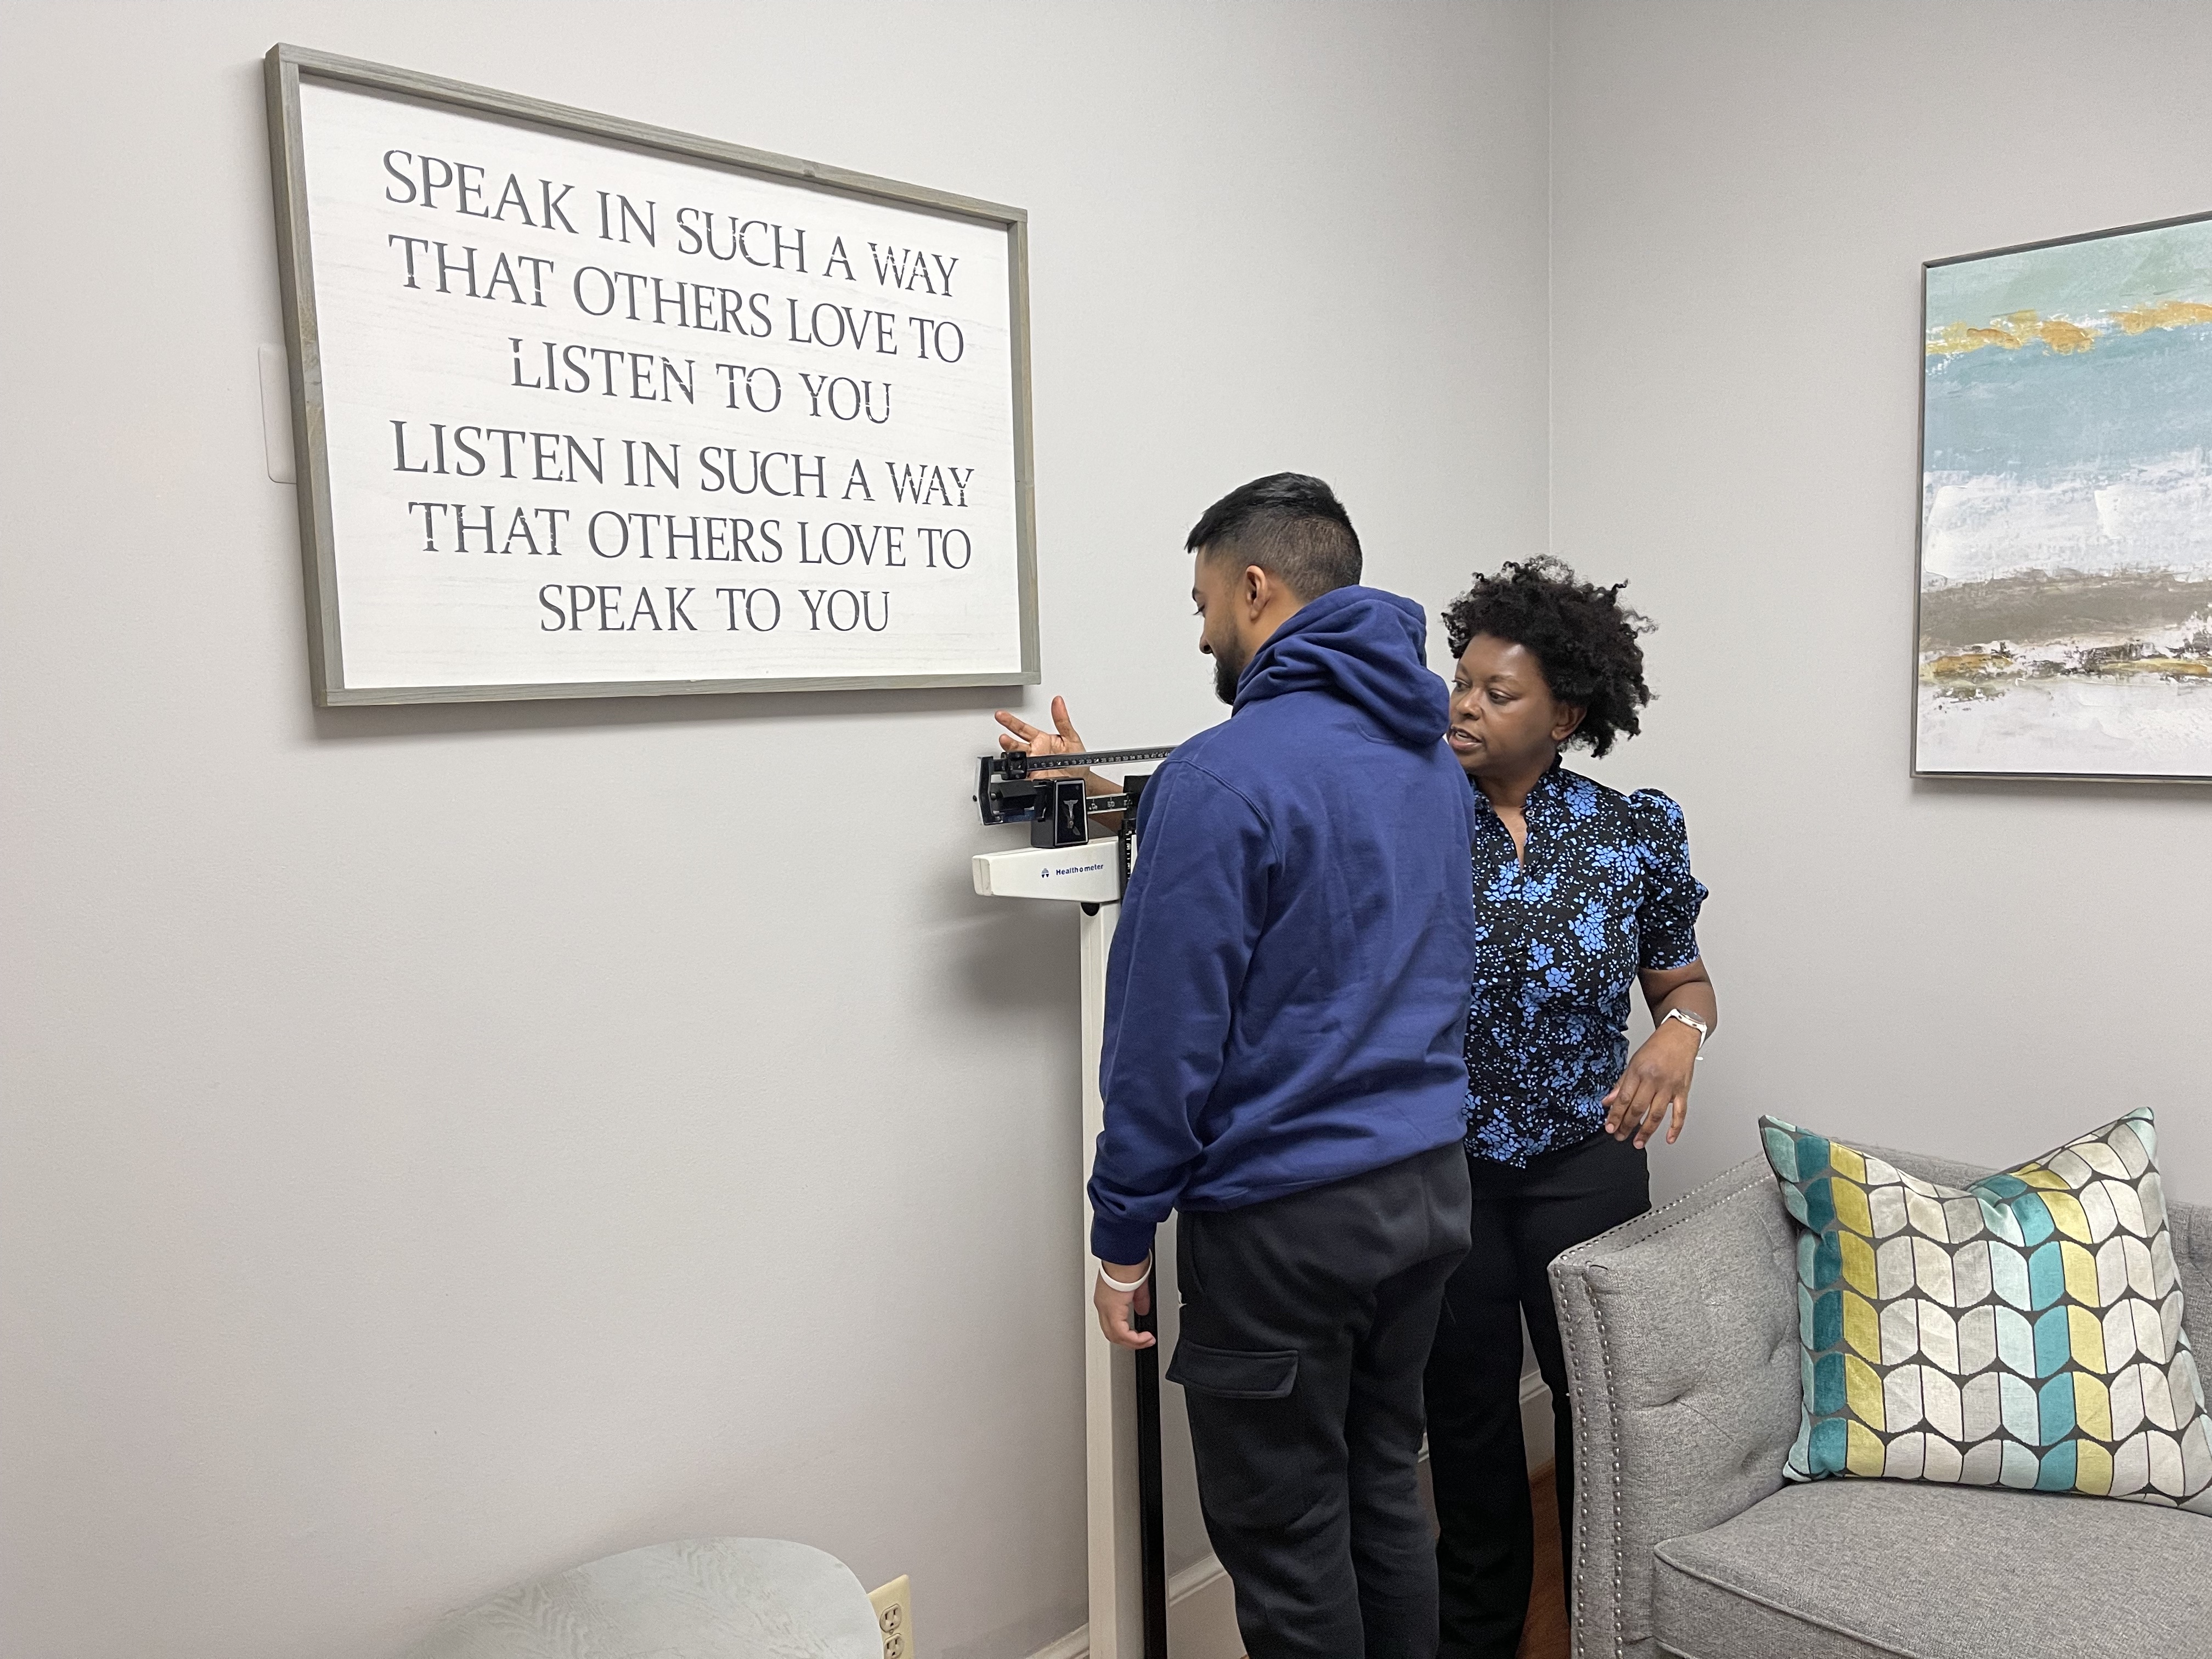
[[1211, 641, 1248, 707]]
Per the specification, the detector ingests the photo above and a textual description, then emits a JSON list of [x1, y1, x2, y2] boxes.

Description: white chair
[[403, 1537, 883, 1659]]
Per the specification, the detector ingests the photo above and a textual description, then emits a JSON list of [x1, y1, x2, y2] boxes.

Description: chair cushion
[[1652, 1481, 2212, 1659], [402, 1536, 884, 1658], [1760, 1108, 2212, 1510]]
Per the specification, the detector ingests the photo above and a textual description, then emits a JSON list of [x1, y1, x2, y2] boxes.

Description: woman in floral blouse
[[1425, 556, 1719, 1659]]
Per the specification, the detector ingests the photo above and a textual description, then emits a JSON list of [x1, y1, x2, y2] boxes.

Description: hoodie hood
[[1232, 585, 1448, 746], [1090, 582, 1479, 1264]]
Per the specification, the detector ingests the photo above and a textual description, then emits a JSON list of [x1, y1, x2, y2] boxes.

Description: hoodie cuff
[[1090, 1217, 1156, 1269]]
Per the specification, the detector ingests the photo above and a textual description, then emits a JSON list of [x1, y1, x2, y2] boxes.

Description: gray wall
[[1549, 0, 2212, 1207], [15, 7, 2203, 1657], [0, 5, 1549, 1658]]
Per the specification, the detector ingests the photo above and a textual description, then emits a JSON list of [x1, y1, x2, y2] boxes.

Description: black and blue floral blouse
[[1463, 761, 1707, 1166]]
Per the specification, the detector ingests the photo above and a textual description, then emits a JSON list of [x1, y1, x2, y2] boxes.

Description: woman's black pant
[[1422, 1131, 1650, 1659]]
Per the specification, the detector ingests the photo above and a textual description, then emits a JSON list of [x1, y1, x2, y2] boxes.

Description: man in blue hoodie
[[1006, 475, 1479, 1658]]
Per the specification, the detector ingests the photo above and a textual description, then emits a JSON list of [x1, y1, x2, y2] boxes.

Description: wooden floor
[[1413, 1457, 1569, 1659], [1518, 1463, 1569, 1659]]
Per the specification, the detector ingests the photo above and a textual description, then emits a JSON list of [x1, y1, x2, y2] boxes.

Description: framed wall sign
[[1915, 213, 2212, 781], [264, 44, 1039, 704]]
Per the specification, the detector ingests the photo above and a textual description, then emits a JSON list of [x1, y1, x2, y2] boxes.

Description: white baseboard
[[1520, 1365, 1555, 1471], [1034, 1372, 1557, 1659], [1029, 1553, 1239, 1659], [1163, 1556, 1239, 1659], [1030, 1626, 1090, 1659]]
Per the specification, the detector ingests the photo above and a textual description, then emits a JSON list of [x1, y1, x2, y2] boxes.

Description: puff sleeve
[[1628, 788, 1706, 971]]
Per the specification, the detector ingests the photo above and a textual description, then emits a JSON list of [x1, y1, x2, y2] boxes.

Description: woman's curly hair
[[1441, 555, 1655, 758]]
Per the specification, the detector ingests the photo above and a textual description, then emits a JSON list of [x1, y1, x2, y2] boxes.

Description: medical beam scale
[[970, 745, 1174, 1659]]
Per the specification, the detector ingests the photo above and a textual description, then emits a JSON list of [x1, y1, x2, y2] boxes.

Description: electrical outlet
[[867, 1575, 912, 1659]]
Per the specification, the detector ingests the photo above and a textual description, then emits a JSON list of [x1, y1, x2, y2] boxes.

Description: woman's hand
[[1602, 1019, 1698, 1149], [1606, 959, 1716, 1149]]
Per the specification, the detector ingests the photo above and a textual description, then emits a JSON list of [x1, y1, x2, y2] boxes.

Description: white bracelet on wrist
[[1661, 1007, 1709, 1053], [1098, 1262, 1151, 1294]]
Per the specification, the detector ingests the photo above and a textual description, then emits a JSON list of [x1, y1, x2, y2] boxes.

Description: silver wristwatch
[[1661, 1007, 1709, 1053]]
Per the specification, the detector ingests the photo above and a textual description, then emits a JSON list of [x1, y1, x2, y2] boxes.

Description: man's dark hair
[[1442, 555, 1655, 757], [1186, 473, 1362, 601]]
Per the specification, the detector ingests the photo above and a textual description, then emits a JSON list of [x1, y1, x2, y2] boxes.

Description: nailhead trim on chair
[[1558, 1260, 1594, 1655], [1558, 1257, 1594, 1656], [1559, 1162, 1783, 1658], [1589, 1274, 1625, 1658]]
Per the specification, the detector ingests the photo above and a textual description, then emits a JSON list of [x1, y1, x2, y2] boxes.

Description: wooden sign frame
[[265, 43, 1039, 705]]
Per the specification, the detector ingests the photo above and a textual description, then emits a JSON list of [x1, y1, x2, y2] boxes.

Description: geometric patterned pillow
[[1760, 1109, 2211, 1511]]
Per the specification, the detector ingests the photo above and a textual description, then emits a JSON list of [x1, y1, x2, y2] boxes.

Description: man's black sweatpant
[[1422, 1130, 1651, 1659], [1169, 1142, 1473, 1659]]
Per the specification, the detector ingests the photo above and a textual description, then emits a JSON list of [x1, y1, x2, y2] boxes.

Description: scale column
[[1078, 901, 1146, 1659]]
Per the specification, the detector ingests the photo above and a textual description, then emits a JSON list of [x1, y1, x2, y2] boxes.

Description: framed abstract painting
[[1916, 214, 2212, 781]]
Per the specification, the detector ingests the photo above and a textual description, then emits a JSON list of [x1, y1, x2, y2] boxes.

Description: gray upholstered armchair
[[1549, 1149, 2212, 1659]]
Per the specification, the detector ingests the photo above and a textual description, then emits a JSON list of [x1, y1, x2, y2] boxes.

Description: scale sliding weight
[[971, 746, 1173, 1659]]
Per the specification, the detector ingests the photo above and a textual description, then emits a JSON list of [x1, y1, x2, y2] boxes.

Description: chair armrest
[[1548, 1156, 1803, 1659]]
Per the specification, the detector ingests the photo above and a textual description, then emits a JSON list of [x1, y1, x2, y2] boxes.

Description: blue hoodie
[[1088, 585, 1480, 1265]]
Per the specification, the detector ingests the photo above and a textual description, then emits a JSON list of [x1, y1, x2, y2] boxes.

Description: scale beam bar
[[996, 746, 1173, 780], [977, 744, 1176, 828]]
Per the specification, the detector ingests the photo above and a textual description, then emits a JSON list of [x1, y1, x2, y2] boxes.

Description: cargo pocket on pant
[[1167, 1339, 1298, 1400], [1171, 1341, 1311, 1531]]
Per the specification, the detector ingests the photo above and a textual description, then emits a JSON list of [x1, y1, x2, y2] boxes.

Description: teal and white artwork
[[1917, 215, 2212, 780]]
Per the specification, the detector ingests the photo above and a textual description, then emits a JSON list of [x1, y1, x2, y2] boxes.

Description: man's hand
[[1602, 1018, 1697, 1149], [996, 696, 1123, 830], [1093, 1260, 1156, 1350], [994, 697, 1116, 790], [995, 694, 1087, 765]]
